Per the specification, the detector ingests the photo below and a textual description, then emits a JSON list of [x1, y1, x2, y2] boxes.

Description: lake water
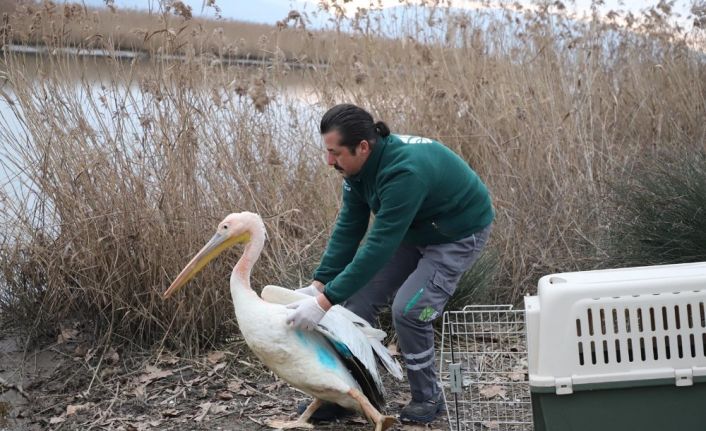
[[0, 50, 325, 239]]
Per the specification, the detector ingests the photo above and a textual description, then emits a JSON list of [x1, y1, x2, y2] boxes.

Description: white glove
[[286, 297, 326, 331], [294, 283, 320, 297]]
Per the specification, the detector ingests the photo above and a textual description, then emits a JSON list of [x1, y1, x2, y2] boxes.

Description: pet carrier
[[526, 261, 706, 430]]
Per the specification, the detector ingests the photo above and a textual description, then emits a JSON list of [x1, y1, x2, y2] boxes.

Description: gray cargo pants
[[344, 224, 492, 402]]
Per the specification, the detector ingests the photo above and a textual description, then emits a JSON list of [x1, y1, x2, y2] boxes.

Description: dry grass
[[0, 0, 353, 64], [0, 0, 705, 352]]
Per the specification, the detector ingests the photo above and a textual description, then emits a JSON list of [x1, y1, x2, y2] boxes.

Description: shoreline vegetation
[[3, 1, 702, 68], [0, 0, 705, 353], [2, 43, 328, 69], [0, 0, 313, 62], [0, 0, 358, 66]]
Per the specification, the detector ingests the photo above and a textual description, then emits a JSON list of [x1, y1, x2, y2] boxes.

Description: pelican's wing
[[317, 310, 386, 409], [329, 306, 404, 380], [261, 285, 404, 381], [260, 284, 308, 304]]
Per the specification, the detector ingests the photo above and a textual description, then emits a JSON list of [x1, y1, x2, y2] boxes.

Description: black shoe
[[399, 392, 445, 424], [297, 399, 354, 422]]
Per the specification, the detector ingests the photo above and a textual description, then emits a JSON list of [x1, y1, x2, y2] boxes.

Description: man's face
[[323, 130, 371, 178]]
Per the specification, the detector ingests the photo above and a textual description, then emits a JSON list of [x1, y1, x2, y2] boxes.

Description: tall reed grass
[[0, 0, 704, 352], [0, 0, 351, 64], [607, 150, 706, 267]]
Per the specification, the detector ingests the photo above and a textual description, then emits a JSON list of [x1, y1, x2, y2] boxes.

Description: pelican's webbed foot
[[347, 388, 397, 431], [266, 398, 321, 429]]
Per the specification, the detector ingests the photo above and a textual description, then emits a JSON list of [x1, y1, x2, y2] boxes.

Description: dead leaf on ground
[[391, 393, 412, 405], [401, 425, 443, 431], [482, 421, 500, 429], [509, 371, 525, 381], [49, 415, 66, 424], [479, 385, 506, 399], [131, 383, 147, 398], [207, 351, 227, 364], [73, 343, 90, 357], [66, 403, 94, 416], [263, 380, 284, 392], [227, 378, 251, 396], [185, 376, 205, 387], [217, 390, 233, 400], [194, 402, 212, 422], [211, 404, 227, 414], [100, 366, 118, 379], [258, 401, 275, 409], [139, 365, 173, 384], [208, 362, 226, 376], [57, 327, 79, 344], [105, 347, 120, 364], [161, 409, 181, 417], [227, 378, 243, 392], [159, 354, 179, 365], [197, 386, 208, 398]]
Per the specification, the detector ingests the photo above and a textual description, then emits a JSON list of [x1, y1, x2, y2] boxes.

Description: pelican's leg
[[266, 398, 321, 429], [347, 389, 397, 431]]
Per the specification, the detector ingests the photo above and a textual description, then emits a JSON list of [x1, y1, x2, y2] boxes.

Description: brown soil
[[0, 327, 447, 431]]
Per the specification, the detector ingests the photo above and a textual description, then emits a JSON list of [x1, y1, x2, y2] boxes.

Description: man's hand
[[294, 282, 323, 297], [286, 294, 331, 331]]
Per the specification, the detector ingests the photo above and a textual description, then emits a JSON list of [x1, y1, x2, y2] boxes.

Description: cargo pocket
[[431, 270, 456, 297], [409, 271, 453, 323]]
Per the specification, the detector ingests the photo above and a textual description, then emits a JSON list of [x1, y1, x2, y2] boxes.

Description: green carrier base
[[531, 380, 706, 431]]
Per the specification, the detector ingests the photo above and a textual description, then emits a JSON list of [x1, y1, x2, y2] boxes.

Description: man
[[286, 104, 494, 423]]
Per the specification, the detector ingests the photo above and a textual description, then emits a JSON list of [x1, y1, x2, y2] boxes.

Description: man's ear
[[359, 140, 371, 154]]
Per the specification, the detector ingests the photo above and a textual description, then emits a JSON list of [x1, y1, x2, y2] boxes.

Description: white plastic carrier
[[525, 261, 706, 395]]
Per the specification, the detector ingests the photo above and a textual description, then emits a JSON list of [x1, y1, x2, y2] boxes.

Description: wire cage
[[439, 305, 533, 431]]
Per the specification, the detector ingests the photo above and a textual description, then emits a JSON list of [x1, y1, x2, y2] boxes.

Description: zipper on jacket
[[433, 220, 465, 239], [431, 221, 450, 238]]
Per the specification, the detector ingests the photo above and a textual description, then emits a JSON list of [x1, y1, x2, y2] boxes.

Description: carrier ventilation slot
[[576, 298, 706, 366]]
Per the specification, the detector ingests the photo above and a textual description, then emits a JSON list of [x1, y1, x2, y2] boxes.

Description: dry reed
[[0, 0, 351, 64], [0, 0, 704, 353]]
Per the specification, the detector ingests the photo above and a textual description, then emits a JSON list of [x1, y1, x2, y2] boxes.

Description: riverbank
[[2, 44, 327, 69], [0, 1, 346, 66]]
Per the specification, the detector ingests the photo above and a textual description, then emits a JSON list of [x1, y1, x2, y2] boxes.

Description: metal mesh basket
[[439, 305, 533, 431]]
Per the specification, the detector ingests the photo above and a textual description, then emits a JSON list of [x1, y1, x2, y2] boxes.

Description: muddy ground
[[0, 325, 447, 431]]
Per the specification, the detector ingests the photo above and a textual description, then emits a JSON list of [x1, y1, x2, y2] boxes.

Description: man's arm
[[313, 181, 370, 285], [323, 171, 428, 304]]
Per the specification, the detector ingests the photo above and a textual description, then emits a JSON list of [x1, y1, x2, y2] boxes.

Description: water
[[0, 50, 325, 240]]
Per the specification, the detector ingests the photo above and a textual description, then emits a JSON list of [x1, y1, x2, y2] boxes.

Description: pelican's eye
[[222, 225, 228, 230]]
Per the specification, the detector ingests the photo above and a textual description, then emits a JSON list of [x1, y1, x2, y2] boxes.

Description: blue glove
[[286, 297, 326, 331]]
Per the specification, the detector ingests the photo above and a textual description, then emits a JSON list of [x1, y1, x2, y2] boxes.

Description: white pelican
[[163, 212, 401, 430]]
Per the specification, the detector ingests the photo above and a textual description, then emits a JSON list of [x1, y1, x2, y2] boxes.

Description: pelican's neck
[[231, 222, 265, 292]]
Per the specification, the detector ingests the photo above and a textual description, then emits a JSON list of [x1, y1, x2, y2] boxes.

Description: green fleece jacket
[[314, 134, 494, 305]]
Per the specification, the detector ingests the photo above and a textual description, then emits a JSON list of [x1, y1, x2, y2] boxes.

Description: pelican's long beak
[[163, 230, 250, 299]]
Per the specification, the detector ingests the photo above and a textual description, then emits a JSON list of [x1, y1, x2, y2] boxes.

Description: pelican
[[163, 212, 401, 430]]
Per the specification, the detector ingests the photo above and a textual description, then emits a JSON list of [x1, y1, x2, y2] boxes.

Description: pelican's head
[[162, 212, 255, 299]]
